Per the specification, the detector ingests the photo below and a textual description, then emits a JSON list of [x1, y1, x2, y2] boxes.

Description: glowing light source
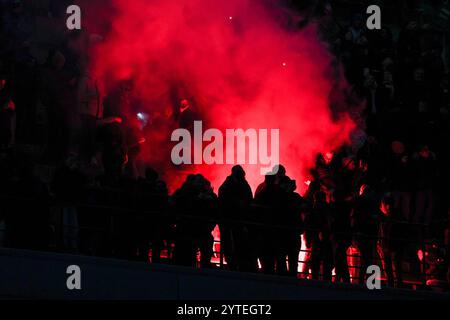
[[417, 249, 424, 262], [136, 112, 149, 129]]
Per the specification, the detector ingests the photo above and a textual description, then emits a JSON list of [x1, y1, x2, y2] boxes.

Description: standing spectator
[[387, 140, 414, 221], [351, 184, 380, 284], [136, 167, 169, 263], [255, 164, 286, 197], [3, 154, 50, 250], [412, 145, 437, 227], [218, 165, 255, 272], [378, 195, 408, 288], [305, 191, 334, 281], [39, 50, 75, 162], [0, 74, 15, 149], [52, 154, 87, 252], [77, 61, 102, 163], [97, 115, 127, 183], [331, 156, 355, 283], [172, 175, 218, 268], [2, 0, 36, 143], [276, 176, 304, 277], [254, 174, 283, 274]]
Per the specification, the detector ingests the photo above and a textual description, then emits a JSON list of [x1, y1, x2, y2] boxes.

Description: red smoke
[[88, 0, 356, 194]]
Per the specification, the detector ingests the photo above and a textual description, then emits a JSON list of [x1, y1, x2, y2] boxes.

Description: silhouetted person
[[172, 175, 218, 268], [82, 148, 129, 258], [0, 75, 15, 149], [276, 176, 304, 277], [299, 194, 314, 279], [331, 157, 356, 284], [305, 191, 334, 281], [111, 176, 144, 261], [254, 174, 283, 274], [136, 167, 169, 263], [39, 50, 74, 162], [218, 165, 255, 272], [3, 155, 50, 250], [331, 190, 352, 283], [387, 141, 413, 221], [77, 61, 101, 163], [175, 99, 199, 131], [412, 145, 437, 228], [351, 184, 380, 284], [97, 115, 127, 182], [255, 165, 286, 197], [378, 195, 408, 288], [52, 155, 87, 252], [122, 116, 144, 180]]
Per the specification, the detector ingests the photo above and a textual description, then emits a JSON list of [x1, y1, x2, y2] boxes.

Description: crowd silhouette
[[0, 0, 449, 290], [0, 150, 448, 290]]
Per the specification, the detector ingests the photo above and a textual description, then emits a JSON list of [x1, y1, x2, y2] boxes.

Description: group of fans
[[0, 0, 449, 290]]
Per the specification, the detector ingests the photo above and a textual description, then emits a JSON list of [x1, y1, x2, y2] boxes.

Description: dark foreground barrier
[[0, 247, 449, 300]]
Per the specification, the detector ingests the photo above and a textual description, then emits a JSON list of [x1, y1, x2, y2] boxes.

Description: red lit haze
[[90, 0, 356, 194]]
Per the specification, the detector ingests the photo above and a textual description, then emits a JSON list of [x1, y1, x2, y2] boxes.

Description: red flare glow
[[88, 0, 356, 194]]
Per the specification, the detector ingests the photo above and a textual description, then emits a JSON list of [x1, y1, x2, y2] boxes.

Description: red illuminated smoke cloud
[[90, 0, 355, 194]]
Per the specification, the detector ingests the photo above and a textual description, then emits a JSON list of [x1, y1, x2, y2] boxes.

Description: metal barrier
[[0, 190, 448, 292]]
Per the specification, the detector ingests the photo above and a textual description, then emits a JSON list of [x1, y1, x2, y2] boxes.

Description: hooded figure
[[276, 176, 304, 277], [172, 174, 218, 268], [218, 165, 255, 272]]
